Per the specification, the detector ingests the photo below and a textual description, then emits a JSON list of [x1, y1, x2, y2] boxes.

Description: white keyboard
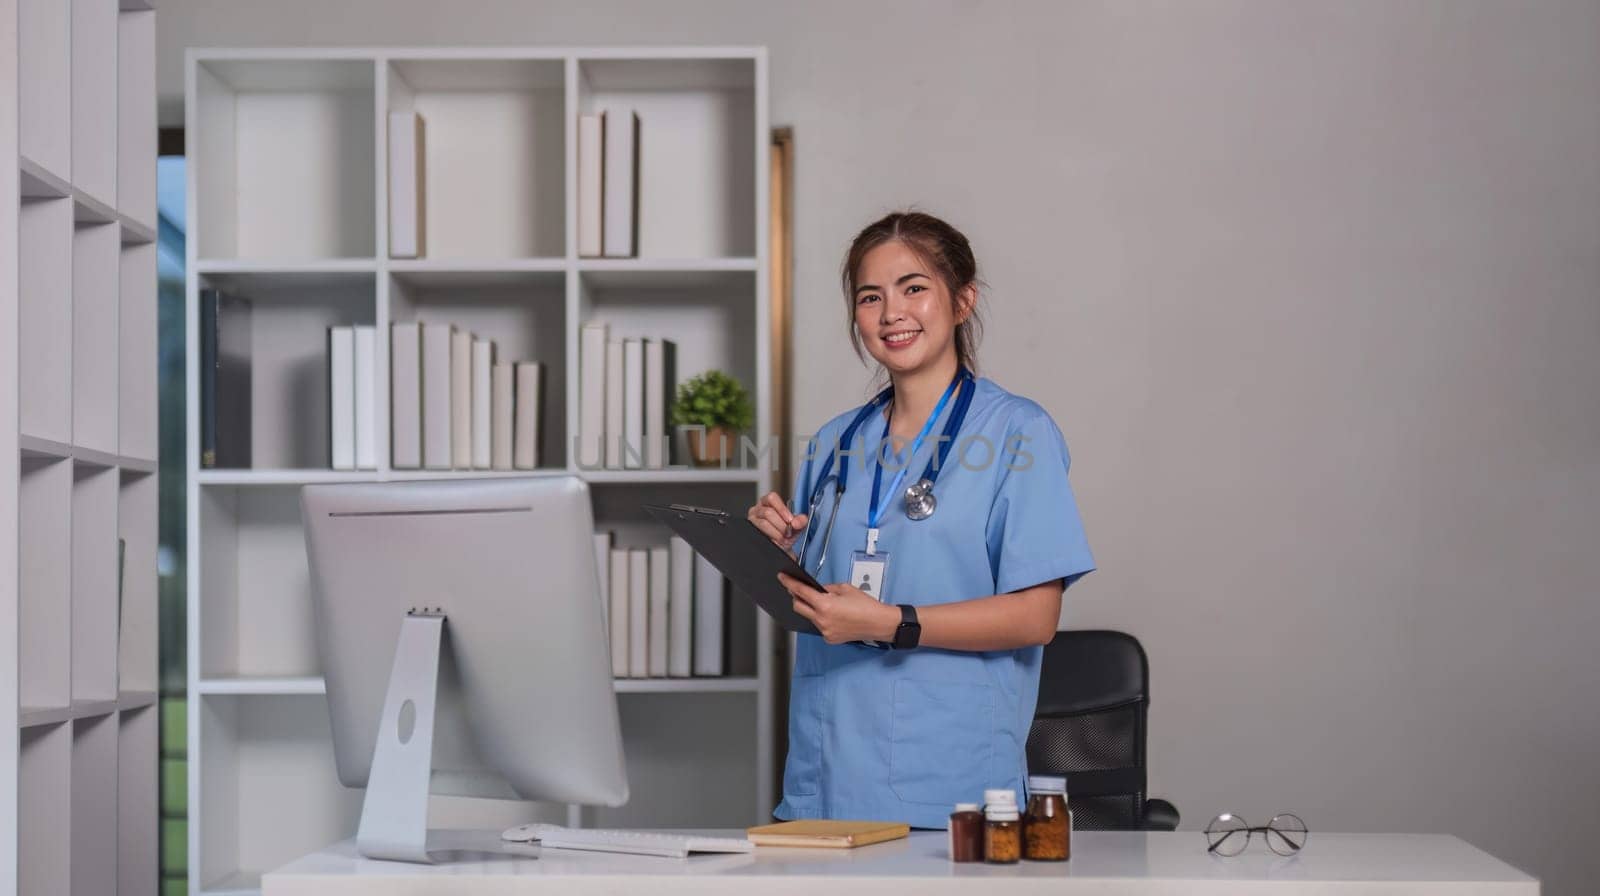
[[501, 823, 754, 859]]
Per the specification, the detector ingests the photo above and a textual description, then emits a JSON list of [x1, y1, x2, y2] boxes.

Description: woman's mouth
[[882, 329, 922, 350]]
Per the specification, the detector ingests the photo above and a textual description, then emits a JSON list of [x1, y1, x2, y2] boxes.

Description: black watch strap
[[892, 604, 921, 650]]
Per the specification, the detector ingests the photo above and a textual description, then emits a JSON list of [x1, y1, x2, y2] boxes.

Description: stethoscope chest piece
[[904, 478, 937, 521]]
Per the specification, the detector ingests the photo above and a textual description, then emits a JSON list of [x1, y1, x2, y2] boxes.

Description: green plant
[[671, 370, 754, 431]]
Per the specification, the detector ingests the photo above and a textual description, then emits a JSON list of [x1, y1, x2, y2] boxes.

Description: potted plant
[[671, 371, 754, 467]]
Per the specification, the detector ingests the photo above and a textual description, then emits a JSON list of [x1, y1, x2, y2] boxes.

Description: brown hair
[[841, 210, 985, 374]]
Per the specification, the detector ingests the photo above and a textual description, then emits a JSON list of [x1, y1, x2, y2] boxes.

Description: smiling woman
[[747, 210, 1097, 828]]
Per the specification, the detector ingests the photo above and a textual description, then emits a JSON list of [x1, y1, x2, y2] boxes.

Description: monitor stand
[[356, 610, 446, 863]]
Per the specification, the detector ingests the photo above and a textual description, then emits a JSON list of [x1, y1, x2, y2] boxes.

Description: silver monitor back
[[301, 477, 628, 808]]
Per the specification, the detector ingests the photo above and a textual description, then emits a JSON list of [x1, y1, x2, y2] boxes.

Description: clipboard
[[642, 503, 822, 636]]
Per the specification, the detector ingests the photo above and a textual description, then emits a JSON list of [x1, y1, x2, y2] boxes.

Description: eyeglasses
[[1204, 812, 1309, 856]]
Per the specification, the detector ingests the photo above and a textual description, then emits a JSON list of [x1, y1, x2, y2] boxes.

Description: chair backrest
[[1026, 629, 1152, 831]]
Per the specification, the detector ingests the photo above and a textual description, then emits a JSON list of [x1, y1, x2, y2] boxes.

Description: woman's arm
[[777, 573, 1063, 651]]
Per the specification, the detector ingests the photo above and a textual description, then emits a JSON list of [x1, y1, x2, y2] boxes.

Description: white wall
[[158, 2, 1600, 892]]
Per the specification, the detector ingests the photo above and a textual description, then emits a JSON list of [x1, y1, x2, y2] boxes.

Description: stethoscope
[[794, 368, 976, 575]]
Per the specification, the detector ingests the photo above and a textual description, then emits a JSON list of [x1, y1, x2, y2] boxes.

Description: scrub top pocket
[[889, 678, 995, 805]]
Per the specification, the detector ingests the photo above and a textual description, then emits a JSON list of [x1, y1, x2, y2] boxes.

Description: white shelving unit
[[185, 47, 771, 894], [6, 0, 160, 894]]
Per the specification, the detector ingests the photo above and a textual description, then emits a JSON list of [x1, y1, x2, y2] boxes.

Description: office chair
[[1026, 629, 1180, 831]]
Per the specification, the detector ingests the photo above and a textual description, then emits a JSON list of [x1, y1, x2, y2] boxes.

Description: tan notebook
[[746, 820, 910, 848]]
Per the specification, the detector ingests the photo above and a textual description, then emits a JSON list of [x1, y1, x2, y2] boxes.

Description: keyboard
[[501, 823, 754, 859]]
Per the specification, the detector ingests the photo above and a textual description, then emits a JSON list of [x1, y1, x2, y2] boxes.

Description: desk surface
[[264, 829, 1538, 895]]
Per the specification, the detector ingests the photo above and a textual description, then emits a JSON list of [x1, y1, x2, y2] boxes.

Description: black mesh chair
[[1026, 630, 1179, 831]]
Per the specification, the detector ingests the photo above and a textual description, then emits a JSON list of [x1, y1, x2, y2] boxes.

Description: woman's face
[[852, 240, 970, 377]]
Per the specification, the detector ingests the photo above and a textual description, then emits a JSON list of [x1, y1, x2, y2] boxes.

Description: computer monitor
[[301, 477, 628, 862]]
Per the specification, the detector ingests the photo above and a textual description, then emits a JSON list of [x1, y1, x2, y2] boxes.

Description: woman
[[749, 211, 1095, 828]]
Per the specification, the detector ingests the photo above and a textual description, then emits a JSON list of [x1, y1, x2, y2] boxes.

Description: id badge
[[849, 550, 889, 601]]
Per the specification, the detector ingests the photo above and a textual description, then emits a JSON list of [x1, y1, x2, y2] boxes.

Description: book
[[578, 112, 604, 257], [668, 536, 693, 677], [693, 554, 724, 676], [471, 338, 493, 469], [514, 362, 541, 470], [354, 325, 377, 469], [604, 340, 624, 468], [451, 328, 472, 469], [199, 288, 251, 468], [578, 323, 607, 468], [421, 322, 453, 470], [648, 545, 669, 678], [328, 326, 355, 470], [491, 361, 514, 471], [593, 532, 612, 640], [602, 107, 639, 257], [622, 338, 644, 468], [644, 338, 676, 468], [628, 548, 649, 678], [390, 321, 422, 469], [387, 111, 425, 258], [745, 820, 911, 849], [608, 548, 630, 678]]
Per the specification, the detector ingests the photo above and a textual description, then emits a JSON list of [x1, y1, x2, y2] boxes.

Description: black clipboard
[[643, 502, 822, 636]]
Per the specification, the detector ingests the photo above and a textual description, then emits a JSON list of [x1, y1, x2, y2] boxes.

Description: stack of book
[[592, 532, 730, 677], [577, 322, 677, 469], [577, 106, 640, 258], [325, 325, 380, 471], [389, 321, 545, 471]]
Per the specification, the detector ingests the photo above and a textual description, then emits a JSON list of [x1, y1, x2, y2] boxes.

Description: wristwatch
[[891, 604, 921, 650]]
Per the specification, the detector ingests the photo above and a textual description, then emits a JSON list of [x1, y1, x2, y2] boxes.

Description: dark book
[[200, 288, 253, 468]]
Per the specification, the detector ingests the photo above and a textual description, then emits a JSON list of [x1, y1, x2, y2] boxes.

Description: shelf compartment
[[20, 722, 73, 896], [20, 0, 72, 184], [119, 705, 160, 896], [195, 59, 377, 260], [197, 270, 377, 470], [72, 0, 120, 209], [198, 485, 320, 679], [118, 7, 158, 227], [119, 470, 159, 693], [73, 464, 121, 704], [20, 196, 74, 444], [20, 456, 73, 717], [120, 240, 158, 459], [387, 58, 566, 260], [72, 712, 120, 896], [389, 268, 568, 468], [74, 219, 122, 454], [576, 57, 756, 260]]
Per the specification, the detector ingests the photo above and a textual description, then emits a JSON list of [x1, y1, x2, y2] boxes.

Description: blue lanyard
[[868, 371, 967, 530]]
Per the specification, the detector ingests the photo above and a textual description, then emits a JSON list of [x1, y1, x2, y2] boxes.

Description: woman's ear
[[955, 283, 978, 324]]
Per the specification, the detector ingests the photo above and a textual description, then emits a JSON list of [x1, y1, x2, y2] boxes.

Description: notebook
[[745, 820, 910, 849]]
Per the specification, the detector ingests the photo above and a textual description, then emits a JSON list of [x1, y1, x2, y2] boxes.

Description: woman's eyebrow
[[855, 272, 930, 295]]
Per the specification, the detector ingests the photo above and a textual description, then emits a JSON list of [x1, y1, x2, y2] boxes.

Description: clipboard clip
[[667, 503, 730, 524]]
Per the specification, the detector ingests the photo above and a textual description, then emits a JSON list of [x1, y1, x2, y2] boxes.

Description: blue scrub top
[[774, 377, 1095, 829]]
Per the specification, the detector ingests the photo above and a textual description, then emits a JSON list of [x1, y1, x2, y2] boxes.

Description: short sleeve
[[791, 434, 820, 516], [985, 412, 1096, 594]]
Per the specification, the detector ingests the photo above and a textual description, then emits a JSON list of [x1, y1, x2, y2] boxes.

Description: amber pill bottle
[[1023, 774, 1071, 861], [948, 803, 984, 862], [983, 789, 1022, 864]]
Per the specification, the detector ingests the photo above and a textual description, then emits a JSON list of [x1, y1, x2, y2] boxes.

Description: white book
[[668, 537, 694, 677], [577, 112, 604, 257], [421, 322, 453, 469], [602, 108, 639, 257], [693, 554, 724, 676], [387, 111, 425, 258], [471, 338, 493, 469], [608, 548, 629, 678], [514, 362, 541, 470], [648, 546, 669, 677], [628, 548, 649, 678], [328, 327, 355, 470], [644, 338, 676, 468], [390, 321, 422, 469], [578, 323, 607, 469], [491, 361, 514, 471], [593, 532, 612, 640], [604, 340, 624, 468], [622, 338, 644, 469], [353, 325, 377, 470], [451, 328, 472, 469]]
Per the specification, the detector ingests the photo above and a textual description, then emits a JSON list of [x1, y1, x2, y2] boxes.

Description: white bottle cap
[[953, 803, 980, 813], [985, 803, 1020, 822], [983, 788, 1017, 807], [1027, 775, 1067, 794]]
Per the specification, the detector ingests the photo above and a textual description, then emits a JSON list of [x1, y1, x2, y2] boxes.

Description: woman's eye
[[857, 294, 880, 305], [905, 284, 925, 295]]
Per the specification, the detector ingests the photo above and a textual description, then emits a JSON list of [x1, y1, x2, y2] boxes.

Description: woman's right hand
[[748, 491, 808, 558]]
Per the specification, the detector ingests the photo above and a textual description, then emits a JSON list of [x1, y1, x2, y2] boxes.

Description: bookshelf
[[5, 0, 160, 894], [185, 47, 771, 894]]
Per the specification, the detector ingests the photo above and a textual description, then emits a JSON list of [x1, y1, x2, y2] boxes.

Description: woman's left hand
[[777, 573, 900, 645]]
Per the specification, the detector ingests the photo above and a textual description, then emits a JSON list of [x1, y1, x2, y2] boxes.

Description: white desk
[[264, 829, 1538, 895]]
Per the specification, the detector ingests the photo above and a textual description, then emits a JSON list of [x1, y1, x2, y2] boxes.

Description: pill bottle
[[948, 803, 984, 862], [1023, 774, 1070, 861], [983, 788, 1021, 864]]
